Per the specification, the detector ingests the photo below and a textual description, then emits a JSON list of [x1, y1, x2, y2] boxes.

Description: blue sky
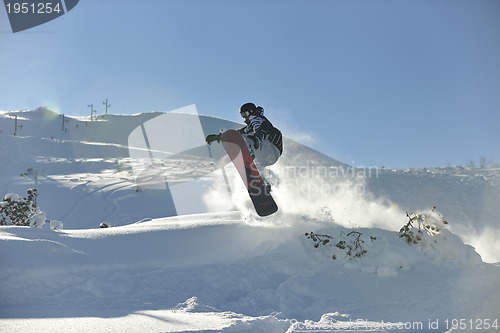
[[1, 0, 499, 168]]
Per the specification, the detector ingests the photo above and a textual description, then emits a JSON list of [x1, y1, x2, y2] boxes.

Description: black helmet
[[240, 102, 256, 113], [240, 102, 264, 117]]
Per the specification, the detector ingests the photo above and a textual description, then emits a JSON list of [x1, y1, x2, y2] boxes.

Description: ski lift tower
[[87, 104, 97, 121], [103, 98, 111, 117], [11, 114, 23, 135]]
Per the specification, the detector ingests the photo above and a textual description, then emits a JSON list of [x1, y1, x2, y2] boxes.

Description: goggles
[[240, 111, 250, 118]]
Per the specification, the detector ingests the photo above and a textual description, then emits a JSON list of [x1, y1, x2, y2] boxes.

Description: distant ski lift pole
[[103, 98, 111, 117], [62, 114, 69, 132], [12, 114, 23, 135], [88, 104, 97, 122]]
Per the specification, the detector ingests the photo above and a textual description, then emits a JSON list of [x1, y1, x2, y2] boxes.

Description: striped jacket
[[238, 115, 283, 155]]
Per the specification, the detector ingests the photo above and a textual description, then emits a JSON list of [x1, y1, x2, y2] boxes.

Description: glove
[[247, 135, 260, 150], [206, 133, 221, 145]]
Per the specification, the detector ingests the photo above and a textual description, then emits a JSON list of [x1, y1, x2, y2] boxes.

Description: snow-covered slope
[[0, 107, 349, 225], [1, 107, 499, 332], [1, 212, 499, 332]]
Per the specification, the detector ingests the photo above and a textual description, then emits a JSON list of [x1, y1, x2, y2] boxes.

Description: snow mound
[[173, 297, 288, 333], [175, 296, 221, 313], [304, 224, 482, 280]]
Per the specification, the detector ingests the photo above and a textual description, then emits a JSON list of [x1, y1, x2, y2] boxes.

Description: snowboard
[[221, 130, 278, 217]]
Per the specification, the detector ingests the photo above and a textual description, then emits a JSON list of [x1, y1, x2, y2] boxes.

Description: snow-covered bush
[[399, 206, 448, 244], [305, 230, 375, 260], [0, 188, 46, 227], [50, 220, 64, 230], [399, 207, 482, 266]]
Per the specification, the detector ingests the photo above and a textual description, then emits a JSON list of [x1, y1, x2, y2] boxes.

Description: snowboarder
[[206, 102, 283, 167], [206, 103, 282, 215]]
